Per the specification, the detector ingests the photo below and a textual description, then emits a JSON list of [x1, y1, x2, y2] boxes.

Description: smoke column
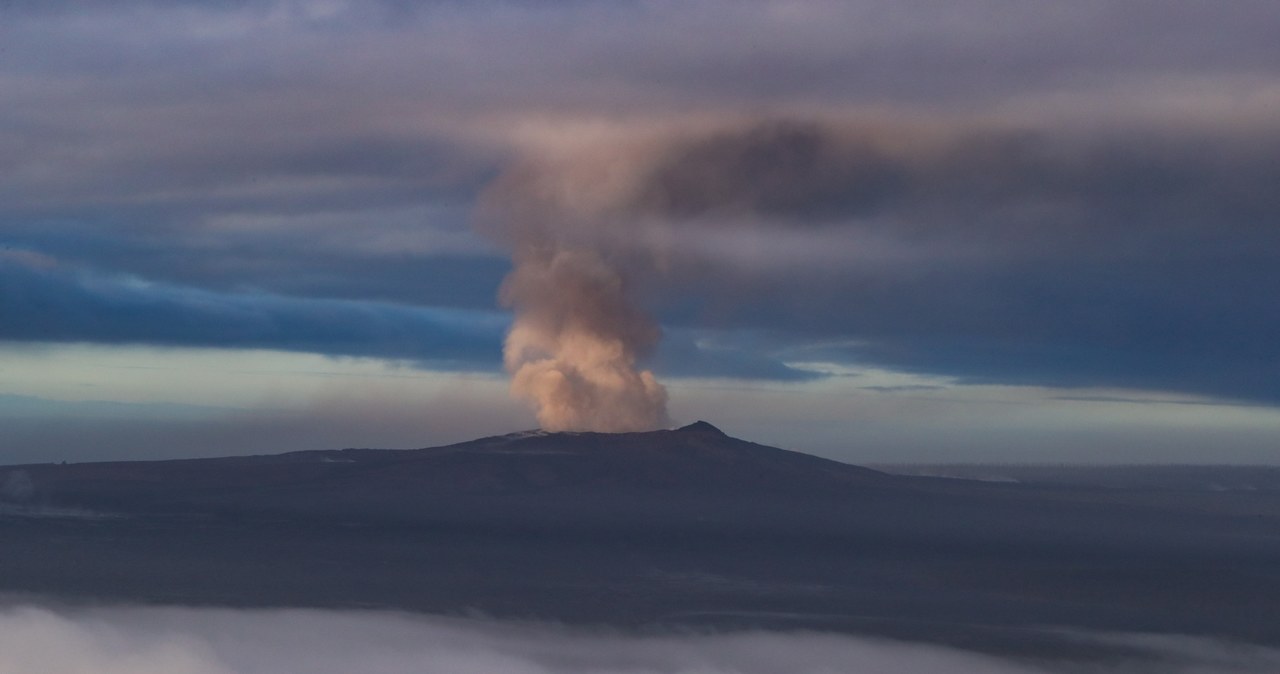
[[482, 120, 862, 431], [481, 147, 671, 432], [481, 118, 909, 431]]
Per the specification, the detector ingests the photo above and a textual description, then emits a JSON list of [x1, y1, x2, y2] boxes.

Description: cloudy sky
[[3, 0, 1279, 463]]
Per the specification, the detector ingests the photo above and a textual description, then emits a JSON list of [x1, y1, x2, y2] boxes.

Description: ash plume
[[480, 146, 672, 432], [478, 119, 904, 431], [477, 118, 956, 430]]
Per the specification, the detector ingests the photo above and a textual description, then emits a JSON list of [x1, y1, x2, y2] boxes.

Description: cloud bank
[[0, 250, 505, 368], [3, 0, 1280, 405], [4, 603, 1280, 674]]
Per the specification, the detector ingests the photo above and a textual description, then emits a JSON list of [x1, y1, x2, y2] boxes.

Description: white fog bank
[[0, 603, 1277, 674]]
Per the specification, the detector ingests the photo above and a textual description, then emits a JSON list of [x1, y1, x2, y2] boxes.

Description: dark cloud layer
[[0, 251, 505, 366], [1, 216, 509, 310], [2, 0, 1280, 399]]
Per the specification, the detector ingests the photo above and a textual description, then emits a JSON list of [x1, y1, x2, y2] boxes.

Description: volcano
[[4, 421, 889, 522], [2, 423, 1280, 657]]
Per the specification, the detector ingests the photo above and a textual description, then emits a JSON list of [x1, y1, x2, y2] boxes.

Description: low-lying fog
[[2, 602, 1278, 674]]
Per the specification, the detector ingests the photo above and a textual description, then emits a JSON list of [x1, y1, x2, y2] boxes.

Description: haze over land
[[2, 0, 1280, 462]]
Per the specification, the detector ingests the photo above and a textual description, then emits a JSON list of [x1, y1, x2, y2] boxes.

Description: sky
[[2, 0, 1280, 463]]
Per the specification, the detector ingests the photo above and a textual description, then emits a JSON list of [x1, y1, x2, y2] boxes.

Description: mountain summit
[[674, 420, 729, 437]]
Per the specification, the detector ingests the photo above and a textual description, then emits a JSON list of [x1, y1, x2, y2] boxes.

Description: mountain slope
[[0, 421, 890, 518]]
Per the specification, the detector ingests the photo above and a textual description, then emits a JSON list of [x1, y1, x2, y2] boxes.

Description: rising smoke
[[480, 141, 675, 432], [478, 119, 920, 431]]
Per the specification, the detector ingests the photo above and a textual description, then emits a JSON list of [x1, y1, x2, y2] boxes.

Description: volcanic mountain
[[2, 421, 890, 522], [3, 422, 1280, 658]]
